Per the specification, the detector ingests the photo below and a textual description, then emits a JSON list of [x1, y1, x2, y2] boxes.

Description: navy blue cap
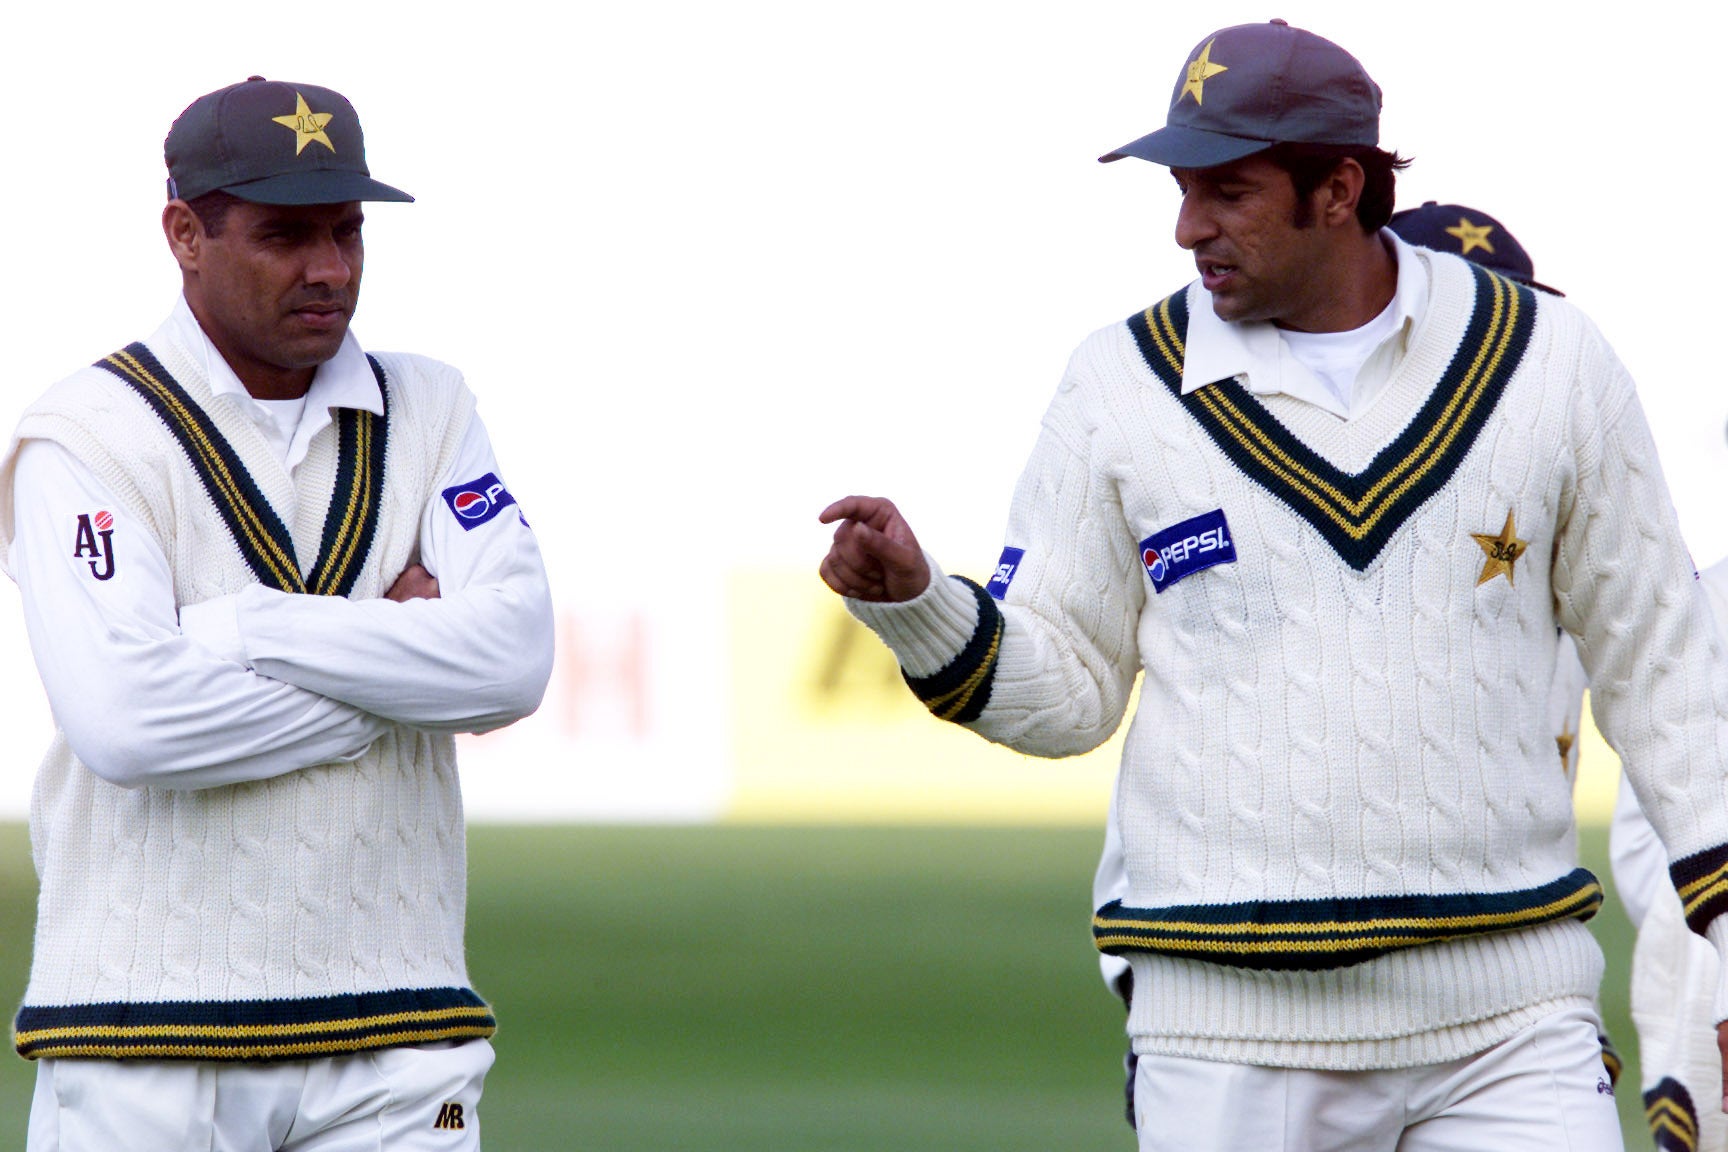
[[1388, 201, 1562, 295], [165, 77, 412, 205], [1100, 20, 1380, 168]]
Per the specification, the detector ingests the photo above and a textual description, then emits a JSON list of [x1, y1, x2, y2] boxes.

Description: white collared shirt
[[161, 295, 384, 470], [1178, 230, 1430, 421]]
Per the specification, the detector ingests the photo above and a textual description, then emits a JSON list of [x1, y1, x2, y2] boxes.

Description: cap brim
[[1493, 267, 1565, 298], [1098, 124, 1272, 168], [222, 170, 414, 205]]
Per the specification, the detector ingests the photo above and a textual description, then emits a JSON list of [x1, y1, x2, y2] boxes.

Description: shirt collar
[[164, 295, 385, 417], [1178, 229, 1430, 398]]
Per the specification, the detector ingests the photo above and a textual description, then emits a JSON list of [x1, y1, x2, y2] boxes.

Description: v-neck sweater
[[850, 247, 1728, 1069]]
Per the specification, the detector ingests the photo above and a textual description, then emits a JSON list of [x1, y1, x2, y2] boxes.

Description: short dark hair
[[184, 189, 242, 238], [1263, 143, 1411, 232]]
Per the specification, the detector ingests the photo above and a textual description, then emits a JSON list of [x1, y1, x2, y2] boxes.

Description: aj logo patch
[[985, 547, 1025, 601], [1140, 510, 1235, 594], [441, 473, 517, 531], [71, 510, 116, 581]]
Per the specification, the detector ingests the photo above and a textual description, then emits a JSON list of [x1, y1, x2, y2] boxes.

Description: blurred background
[[0, 1, 1714, 1146]]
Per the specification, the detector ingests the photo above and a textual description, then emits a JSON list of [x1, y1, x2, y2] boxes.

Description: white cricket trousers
[[26, 1038, 493, 1151], [1134, 1005, 1624, 1152]]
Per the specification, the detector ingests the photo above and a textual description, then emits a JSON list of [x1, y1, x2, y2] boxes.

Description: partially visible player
[[1612, 564, 1728, 1151]]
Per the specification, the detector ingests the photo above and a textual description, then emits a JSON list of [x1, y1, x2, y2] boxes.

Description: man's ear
[[162, 200, 204, 273], [1319, 158, 1367, 229]]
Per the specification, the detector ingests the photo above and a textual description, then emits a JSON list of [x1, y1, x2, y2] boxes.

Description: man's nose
[[305, 234, 354, 287], [1174, 192, 1217, 251]]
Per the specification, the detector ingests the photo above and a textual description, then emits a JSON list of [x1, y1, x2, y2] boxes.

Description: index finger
[[819, 495, 894, 526]]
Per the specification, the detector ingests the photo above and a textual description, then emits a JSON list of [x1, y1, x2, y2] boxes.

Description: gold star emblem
[[271, 92, 336, 155], [1445, 217, 1496, 257], [1178, 39, 1229, 105], [1471, 511, 1528, 587], [1556, 722, 1575, 775]]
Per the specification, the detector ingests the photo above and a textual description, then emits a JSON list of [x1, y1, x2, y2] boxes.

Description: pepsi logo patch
[[1139, 509, 1235, 594], [441, 473, 517, 531], [985, 547, 1025, 601]]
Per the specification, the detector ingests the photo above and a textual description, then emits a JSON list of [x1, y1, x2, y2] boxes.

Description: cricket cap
[[165, 77, 413, 204], [1388, 201, 1562, 295], [1100, 20, 1380, 168]]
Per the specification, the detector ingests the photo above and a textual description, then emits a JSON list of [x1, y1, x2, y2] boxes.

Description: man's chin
[[1207, 290, 1276, 326], [281, 326, 350, 368], [1209, 296, 1251, 323]]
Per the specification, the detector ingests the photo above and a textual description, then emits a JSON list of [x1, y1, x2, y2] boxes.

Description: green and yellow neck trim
[[1128, 264, 1537, 572], [97, 341, 389, 597]]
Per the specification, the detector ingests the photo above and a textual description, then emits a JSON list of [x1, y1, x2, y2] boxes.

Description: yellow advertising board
[[729, 569, 1121, 823]]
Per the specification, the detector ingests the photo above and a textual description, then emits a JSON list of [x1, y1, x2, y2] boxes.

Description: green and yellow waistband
[[14, 986, 494, 1062], [1093, 867, 1601, 971]]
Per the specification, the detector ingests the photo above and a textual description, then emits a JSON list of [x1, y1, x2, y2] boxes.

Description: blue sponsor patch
[[1139, 510, 1236, 593], [441, 473, 518, 530], [985, 547, 1025, 600]]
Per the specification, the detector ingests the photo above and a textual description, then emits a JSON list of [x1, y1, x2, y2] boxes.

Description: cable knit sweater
[[0, 331, 490, 1061], [851, 249, 1728, 1069]]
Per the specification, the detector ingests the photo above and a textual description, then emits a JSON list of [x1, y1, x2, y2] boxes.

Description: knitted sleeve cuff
[[844, 555, 981, 678]]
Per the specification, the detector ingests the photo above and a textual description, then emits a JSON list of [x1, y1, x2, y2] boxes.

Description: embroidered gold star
[[1556, 723, 1575, 775], [1471, 511, 1528, 587], [1179, 39, 1229, 105], [271, 92, 336, 155], [1445, 217, 1496, 257]]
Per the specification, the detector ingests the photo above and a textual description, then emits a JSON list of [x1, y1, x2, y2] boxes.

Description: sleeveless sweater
[[0, 328, 489, 1060]]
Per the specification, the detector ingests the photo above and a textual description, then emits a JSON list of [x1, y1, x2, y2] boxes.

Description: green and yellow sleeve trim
[[1093, 867, 1601, 971], [14, 986, 494, 1062], [1670, 841, 1728, 937], [1598, 1029, 1622, 1088], [901, 576, 1002, 724], [1644, 1077, 1700, 1152]]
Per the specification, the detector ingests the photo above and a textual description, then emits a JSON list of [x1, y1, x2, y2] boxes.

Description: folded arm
[[10, 441, 394, 790], [179, 414, 555, 734]]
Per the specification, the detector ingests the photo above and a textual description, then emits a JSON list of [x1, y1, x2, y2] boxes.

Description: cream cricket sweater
[[852, 249, 1728, 1069], [0, 330, 489, 1060]]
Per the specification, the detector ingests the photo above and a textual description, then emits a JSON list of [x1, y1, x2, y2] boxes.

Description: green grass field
[[0, 823, 1649, 1149]]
